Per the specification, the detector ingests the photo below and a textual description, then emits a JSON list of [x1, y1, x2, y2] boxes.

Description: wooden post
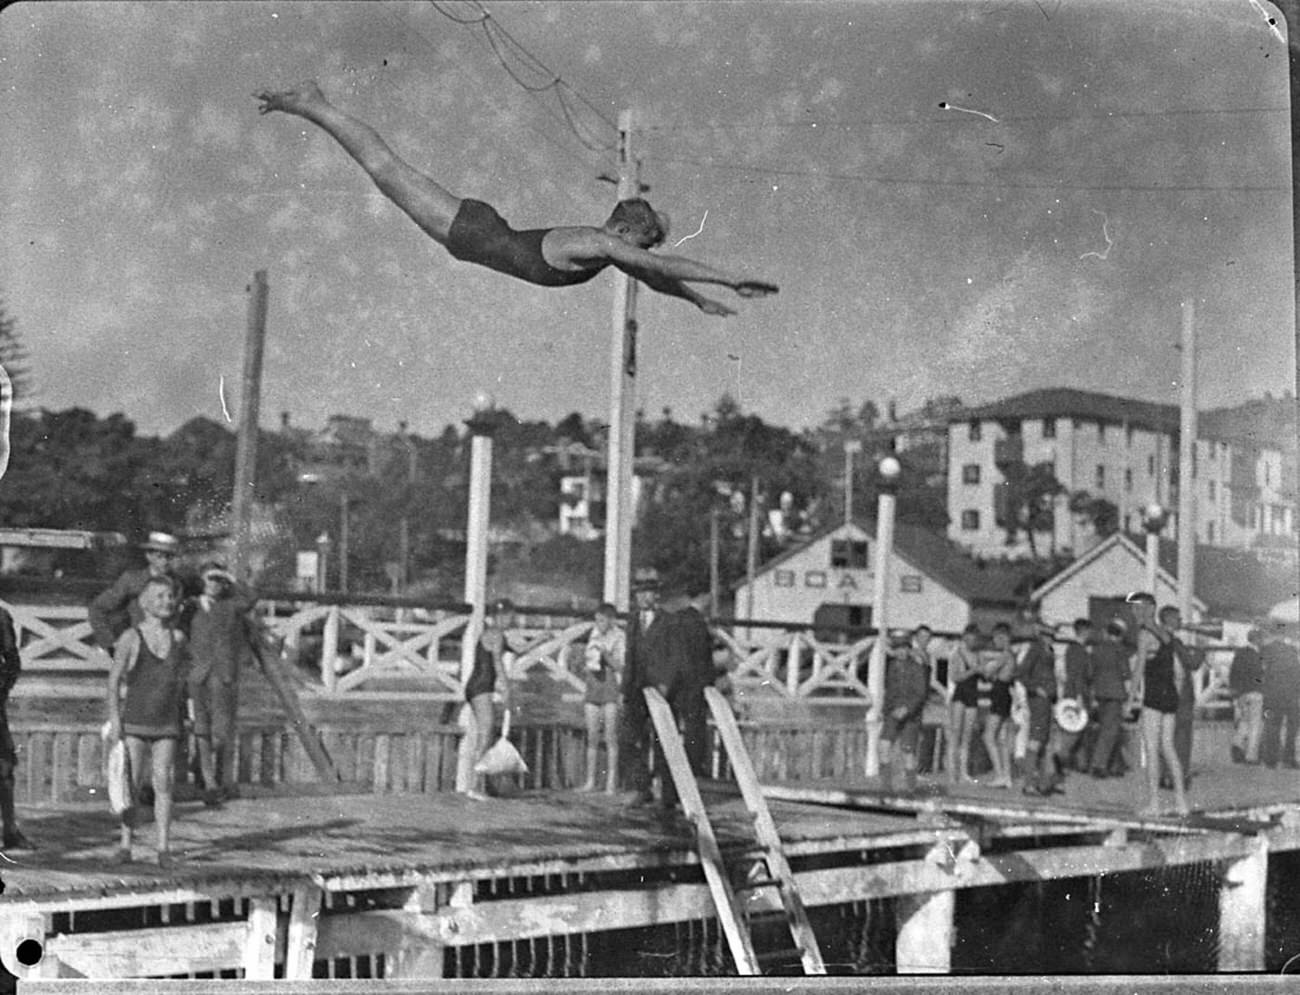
[[894, 889, 954, 974], [231, 270, 268, 581], [242, 896, 279, 979], [709, 507, 720, 617], [1217, 837, 1268, 972], [388, 882, 445, 978], [457, 401, 496, 793], [603, 109, 639, 613], [1177, 299, 1196, 620], [865, 457, 901, 777], [284, 884, 323, 980]]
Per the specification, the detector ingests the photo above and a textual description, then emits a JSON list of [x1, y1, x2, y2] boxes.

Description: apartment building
[[946, 388, 1296, 560]]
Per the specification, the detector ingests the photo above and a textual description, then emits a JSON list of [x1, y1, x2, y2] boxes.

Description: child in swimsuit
[[106, 575, 189, 867]]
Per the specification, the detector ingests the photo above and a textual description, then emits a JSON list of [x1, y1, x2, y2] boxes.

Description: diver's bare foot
[[255, 81, 326, 116]]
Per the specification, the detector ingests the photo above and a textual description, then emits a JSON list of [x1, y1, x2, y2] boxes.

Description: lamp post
[[844, 438, 863, 528], [314, 532, 331, 594], [1141, 502, 1168, 599], [865, 455, 902, 778], [457, 392, 497, 793]]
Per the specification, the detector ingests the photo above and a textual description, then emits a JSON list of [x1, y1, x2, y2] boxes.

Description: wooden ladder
[[642, 686, 826, 976]]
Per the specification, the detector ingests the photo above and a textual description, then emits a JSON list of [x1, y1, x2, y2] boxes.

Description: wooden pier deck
[[3, 760, 1298, 981]]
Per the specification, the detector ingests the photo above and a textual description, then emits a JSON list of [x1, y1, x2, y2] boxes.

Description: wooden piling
[[894, 889, 954, 974], [1217, 836, 1268, 971]]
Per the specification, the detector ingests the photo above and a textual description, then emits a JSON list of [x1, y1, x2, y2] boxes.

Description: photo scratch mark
[[219, 375, 232, 423], [938, 101, 999, 123], [1247, 0, 1286, 44], [1079, 210, 1114, 261], [672, 210, 709, 248], [0, 362, 11, 482]]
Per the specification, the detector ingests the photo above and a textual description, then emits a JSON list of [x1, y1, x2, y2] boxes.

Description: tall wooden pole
[[231, 270, 268, 581], [865, 456, 901, 778], [603, 109, 639, 612], [709, 507, 721, 617], [745, 475, 760, 621], [1177, 300, 1196, 619], [457, 399, 496, 793]]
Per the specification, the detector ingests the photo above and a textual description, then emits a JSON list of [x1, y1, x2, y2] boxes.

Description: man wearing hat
[[641, 580, 715, 815], [183, 562, 256, 803], [1087, 617, 1133, 778], [89, 532, 186, 653], [1016, 620, 1063, 796], [617, 567, 662, 807]]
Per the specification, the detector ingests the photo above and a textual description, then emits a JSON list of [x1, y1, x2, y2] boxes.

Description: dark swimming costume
[[1143, 638, 1180, 714], [446, 199, 607, 288]]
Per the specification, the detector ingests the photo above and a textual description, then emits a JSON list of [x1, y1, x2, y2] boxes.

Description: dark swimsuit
[[1143, 638, 1180, 714], [122, 628, 186, 740], [446, 200, 608, 287]]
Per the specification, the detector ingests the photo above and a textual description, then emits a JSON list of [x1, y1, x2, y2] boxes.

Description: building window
[[962, 463, 981, 485], [1095, 465, 1105, 490], [968, 421, 982, 443], [1207, 521, 1215, 543], [830, 539, 868, 568], [1042, 419, 1056, 439], [961, 509, 980, 531], [1148, 455, 1155, 475], [1208, 481, 1216, 501], [1125, 468, 1133, 491], [1097, 422, 1106, 443], [1126, 424, 1135, 446]]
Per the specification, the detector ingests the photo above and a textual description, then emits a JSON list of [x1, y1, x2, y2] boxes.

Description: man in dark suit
[[643, 584, 715, 812], [0, 605, 32, 849], [617, 567, 662, 806], [89, 531, 185, 652]]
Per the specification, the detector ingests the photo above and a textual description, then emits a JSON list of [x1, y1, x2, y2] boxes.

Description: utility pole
[[709, 507, 721, 617], [745, 475, 761, 621], [1177, 300, 1196, 621], [230, 270, 268, 581], [603, 109, 640, 612]]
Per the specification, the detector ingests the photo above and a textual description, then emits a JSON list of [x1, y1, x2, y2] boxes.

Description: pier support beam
[[894, 889, 954, 975], [1217, 837, 1268, 972]]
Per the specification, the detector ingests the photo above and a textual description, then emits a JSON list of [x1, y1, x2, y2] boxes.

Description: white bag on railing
[[100, 722, 132, 815]]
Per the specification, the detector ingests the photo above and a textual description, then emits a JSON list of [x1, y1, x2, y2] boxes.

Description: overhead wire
[[382, 3, 610, 177], [642, 152, 1288, 194], [427, 0, 618, 153]]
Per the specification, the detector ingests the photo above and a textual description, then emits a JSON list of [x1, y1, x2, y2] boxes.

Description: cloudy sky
[[0, 1, 1292, 440]]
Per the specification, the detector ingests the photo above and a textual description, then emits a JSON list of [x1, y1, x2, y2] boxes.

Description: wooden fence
[[9, 713, 895, 807], [0, 595, 1239, 715]]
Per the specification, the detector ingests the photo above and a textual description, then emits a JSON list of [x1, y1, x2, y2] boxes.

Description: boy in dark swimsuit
[[255, 82, 778, 316]]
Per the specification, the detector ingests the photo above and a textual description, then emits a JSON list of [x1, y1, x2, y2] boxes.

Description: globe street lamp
[[1141, 501, 1168, 599], [865, 454, 903, 779]]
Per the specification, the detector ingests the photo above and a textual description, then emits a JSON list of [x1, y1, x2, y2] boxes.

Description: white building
[[732, 518, 1028, 635], [946, 388, 1297, 560]]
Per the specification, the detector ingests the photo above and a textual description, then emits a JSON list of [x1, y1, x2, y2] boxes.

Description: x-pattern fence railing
[[2, 596, 1236, 713]]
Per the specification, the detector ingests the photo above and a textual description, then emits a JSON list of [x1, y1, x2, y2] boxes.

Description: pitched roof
[[960, 388, 1180, 433], [740, 518, 1032, 607], [1031, 531, 1294, 620]]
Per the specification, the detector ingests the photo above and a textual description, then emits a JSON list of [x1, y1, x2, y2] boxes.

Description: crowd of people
[[872, 593, 1300, 816]]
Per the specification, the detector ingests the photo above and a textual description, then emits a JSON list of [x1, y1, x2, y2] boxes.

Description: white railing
[[0, 596, 1240, 713]]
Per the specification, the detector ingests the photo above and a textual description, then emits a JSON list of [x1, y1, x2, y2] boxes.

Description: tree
[[996, 460, 1065, 558], [1069, 490, 1120, 540], [0, 297, 33, 405]]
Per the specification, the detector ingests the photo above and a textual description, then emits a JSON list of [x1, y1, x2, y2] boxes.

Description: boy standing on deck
[[879, 625, 933, 793]]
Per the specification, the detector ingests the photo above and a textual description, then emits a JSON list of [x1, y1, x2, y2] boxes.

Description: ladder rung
[[756, 945, 807, 964], [735, 876, 784, 892]]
